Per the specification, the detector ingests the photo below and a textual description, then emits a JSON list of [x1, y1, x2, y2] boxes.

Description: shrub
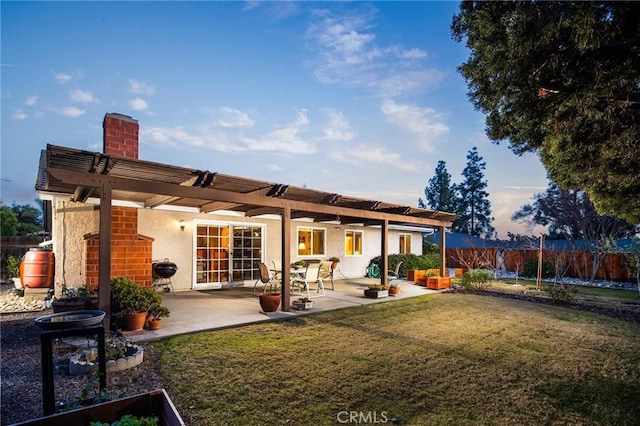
[[110, 277, 162, 314], [523, 258, 554, 279], [460, 269, 492, 290], [368, 253, 439, 278], [544, 284, 577, 303]]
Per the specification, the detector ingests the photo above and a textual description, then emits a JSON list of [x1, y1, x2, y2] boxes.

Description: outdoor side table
[[39, 325, 106, 415]]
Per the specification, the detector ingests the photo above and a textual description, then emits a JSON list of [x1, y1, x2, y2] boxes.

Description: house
[[35, 113, 456, 318]]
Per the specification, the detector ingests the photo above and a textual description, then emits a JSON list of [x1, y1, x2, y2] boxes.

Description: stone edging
[[69, 344, 144, 376]]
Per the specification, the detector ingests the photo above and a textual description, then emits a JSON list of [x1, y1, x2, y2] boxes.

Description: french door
[[194, 222, 264, 289]]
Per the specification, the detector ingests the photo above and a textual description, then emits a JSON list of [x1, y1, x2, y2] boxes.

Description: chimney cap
[[104, 112, 138, 123]]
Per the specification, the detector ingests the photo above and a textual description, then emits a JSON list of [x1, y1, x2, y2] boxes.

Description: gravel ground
[[1, 302, 164, 425]]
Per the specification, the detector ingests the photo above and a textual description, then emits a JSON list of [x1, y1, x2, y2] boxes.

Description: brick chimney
[[103, 113, 139, 158]]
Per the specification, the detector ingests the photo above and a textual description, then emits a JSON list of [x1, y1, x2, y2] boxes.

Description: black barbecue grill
[[152, 259, 177, 293]]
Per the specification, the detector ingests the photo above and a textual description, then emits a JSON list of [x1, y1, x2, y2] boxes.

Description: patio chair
[[253, 262, 280, 296], [388, 261, 403, 281], [291, 260, 325, 298], [319, 261, 334, 291]]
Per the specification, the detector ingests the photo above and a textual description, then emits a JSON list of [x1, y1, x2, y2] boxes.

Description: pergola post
[[439, 225, 446, 277], [281, 206, 291, 311], [380, 219, 388, 285], [98, 182, 112, 331]]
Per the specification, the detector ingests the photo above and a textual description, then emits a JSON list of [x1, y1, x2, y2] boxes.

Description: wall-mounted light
[[298, 242, 306, 250], [179, 219, 186, 231]]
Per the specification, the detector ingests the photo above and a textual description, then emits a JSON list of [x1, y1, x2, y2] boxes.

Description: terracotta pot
[[148, 319, 162, 330], [123, 312, 148, 331], [389, 287, 400, 295], [258, 293, 281, 312]]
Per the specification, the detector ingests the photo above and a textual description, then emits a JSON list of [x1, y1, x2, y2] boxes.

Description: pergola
[[37, 144, 456, 320]]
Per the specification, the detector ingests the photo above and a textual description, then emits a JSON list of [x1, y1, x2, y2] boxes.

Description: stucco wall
[[52, 199, 425, 291], [53, 200, 99, 292]]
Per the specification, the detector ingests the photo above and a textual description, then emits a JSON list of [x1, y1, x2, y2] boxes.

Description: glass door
[[195, 224, 230, 289], [231, 225, 262, 283], [194, 222, 264, 289]]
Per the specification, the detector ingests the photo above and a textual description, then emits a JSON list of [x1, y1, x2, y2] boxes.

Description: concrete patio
[[127, 277, 437, 343]]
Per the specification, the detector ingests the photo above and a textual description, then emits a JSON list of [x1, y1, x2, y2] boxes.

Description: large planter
[[52, 299, 87, 313], [258, 293, 281, 312], [13, 389, 185, 426], [123, 312, 148, 331], [364, 289, 388, 299], [427, 277, 451, 290]]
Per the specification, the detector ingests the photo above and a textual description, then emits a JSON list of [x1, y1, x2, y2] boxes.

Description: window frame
[[345, 229, 364, 257], [399, 233, 412, 254], [296, 226, 326, 257]]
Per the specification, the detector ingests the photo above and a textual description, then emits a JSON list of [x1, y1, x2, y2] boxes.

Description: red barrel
[[20, 249, 55, 288]]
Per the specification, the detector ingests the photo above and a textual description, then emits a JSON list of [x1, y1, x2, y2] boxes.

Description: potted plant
[[291, 259, 305, 270], [111, 277, 161, 331], [147, 304, 170, 330], [388, 282, 401, 296], [364, 284, 389, 299], [6, 255, 22, 289], [52, 283, 96, 313], [258, 279, 281, 313], [328, 256, 340, 270], [292, 297, 313, 310]]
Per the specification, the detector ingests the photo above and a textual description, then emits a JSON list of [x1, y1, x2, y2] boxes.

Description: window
[[399, 233, 411, 254], [345, 230, 363, 256], [297, 227, 325, 256]]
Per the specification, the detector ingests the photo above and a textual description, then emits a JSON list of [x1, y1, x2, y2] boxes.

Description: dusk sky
[[1, 1, 549, 237]]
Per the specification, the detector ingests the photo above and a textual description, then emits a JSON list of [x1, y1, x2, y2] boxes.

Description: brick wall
[[85, 206, 153, 288], [103, 113, 139, 159]]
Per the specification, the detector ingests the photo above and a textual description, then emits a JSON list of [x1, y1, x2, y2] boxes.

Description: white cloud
[[53, 72, 71, 84], [129, 79, 156, 95], [380, 99, 448, 152], [60, 106, 85, 117], [24, 95, 38, 106], [11, 109, 27, 120], [238, 109, 315, 154], [305, 9, 444, 97], [321, 109, 356, 141], [70, 89, 98, 103], [267, 164, 283, 172], [330, 143, 421, 173], [142, 126, 241, 153], [129, 98, 148, 111], [397, 47, 427, 59], [215, 107, 255, 128]]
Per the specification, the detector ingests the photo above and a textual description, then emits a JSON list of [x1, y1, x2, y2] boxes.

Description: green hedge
[[368, 253, 440, 278]]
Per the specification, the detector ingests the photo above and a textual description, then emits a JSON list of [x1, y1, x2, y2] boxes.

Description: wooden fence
[[446, 247, 635, 282], [0, 236, 50, 280]]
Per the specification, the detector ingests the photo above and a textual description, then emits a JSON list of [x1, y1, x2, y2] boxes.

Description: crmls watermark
[[336, 411, 390, 424]]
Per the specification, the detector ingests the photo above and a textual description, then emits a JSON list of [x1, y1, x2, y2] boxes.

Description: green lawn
[[155, 293, 640, 425]]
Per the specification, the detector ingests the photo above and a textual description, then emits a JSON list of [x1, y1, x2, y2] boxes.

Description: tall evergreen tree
[[419, 160, 456, 212], [454, 147, 494, 238]]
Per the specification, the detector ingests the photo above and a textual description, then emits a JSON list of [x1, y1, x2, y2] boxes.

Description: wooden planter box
[[427, 277, 451, 290], [364, 289, 388, 299], [15, 389, 184, 426], [411, 270, 427, 284]]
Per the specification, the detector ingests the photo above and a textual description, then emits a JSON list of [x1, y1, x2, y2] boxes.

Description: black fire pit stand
[[40, 325, 106, 416]]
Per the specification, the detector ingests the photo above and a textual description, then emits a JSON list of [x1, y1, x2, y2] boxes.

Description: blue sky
[[1, 1, 548, 238]]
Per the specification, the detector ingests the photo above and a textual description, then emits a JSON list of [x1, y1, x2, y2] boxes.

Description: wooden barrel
[[19, 248, 55, 288]]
